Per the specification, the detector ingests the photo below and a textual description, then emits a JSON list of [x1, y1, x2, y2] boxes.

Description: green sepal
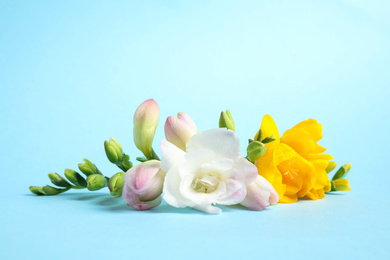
[[48, 172, 73, 188], [331, 164, 352, 181], [261, 136, 276, 143], [29, 186, 44, 195], [120, 154, 132, 171], [64, 169, 87, 188], [331, 181, 336, 191], [256, 129, 263, 142], [248, 139, 254, 144], [136, 157, 148, 162]]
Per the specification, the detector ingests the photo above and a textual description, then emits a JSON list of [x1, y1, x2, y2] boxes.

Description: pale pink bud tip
[[164, 113, 197, 151], [240, 175, 279, 211]]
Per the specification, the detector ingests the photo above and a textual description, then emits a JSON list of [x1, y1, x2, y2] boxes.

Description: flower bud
[[29, 186, 44, 195], [122, 160, 165, 210], [104, 137, 123, 164], [78, 159, 101, 176], [48, 172, 72, 188], [240, 175, 279, 210], [219, 110, 235, 131], [332, 179, 351, 191], [331, 163, 352, 181], [164, 112, 197, 151], [325, 161, 337, 173], [133, 99, 160, 159], [30, 185, 67, 196], [64, 169, 87, 188], [86, 174, 108, 191], [108, 172, 125, 198], [247, 141, 267, 162]]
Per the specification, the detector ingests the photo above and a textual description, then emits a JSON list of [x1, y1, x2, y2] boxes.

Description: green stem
[[150, 148, 160, 161], [115, 162, 129, 172]]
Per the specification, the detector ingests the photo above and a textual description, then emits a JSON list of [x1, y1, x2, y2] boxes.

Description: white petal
[[186, 128, 241, 159], [160, 140, 185, 173], [162, 165, 194, 208], [234, 157, 259, 185], [193, 204, 222, 214], [216, 179, 246, 205], [179, 174, 219, 205], [200, 158, 234, 174], [181, 149, 216, 177]]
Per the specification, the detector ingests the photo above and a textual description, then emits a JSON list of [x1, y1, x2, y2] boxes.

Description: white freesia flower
[[160, 128, 258, 214]]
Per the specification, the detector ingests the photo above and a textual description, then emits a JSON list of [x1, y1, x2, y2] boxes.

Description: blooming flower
[[133, 99, 160, 159], [281, 119, 333, 199], [122, 160, 165, 210], [164, 112, 197, 151], [160, 128, 259, 214], [254, 115, 333, 203]]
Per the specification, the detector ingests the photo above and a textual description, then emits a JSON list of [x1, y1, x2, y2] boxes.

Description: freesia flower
[[122, 160, 165, 210], [164, 112, 197, 151], [133, 99, 160, 159], [281, 119, 333, 199], [240, 175, 279, 210], [254, 115, 333, 203], [160, 128, 259, 214]]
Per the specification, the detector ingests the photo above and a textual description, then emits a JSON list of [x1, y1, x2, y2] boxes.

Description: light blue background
[[1, 1, 389, 259]]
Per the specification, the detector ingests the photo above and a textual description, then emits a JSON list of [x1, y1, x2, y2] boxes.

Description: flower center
[[192, 172, 220, 193]]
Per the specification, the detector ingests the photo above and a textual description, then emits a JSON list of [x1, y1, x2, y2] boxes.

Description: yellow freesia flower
[[254, 115, 333, 203]]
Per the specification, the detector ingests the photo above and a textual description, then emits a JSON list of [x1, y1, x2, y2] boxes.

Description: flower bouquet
[[30, 99, 351, 214]]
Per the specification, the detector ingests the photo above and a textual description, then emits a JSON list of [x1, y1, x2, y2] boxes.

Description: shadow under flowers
[[26, 192, 278, 214], [26, 192, 206, 214]]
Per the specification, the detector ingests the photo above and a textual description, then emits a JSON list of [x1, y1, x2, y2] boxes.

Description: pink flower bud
[[240, 175, 279, 210], [164, 112, 197, 151], [122, 160, 165, 210], [133, 99, 160, 159]]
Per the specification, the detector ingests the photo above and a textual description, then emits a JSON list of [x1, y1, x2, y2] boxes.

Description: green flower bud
[[48, 172, 72, 188], [39, 185, 68, 195], [104, 137, 123, 164], [325, 161, 337, 173], [86, 174, 107, 191], [64, 169, 87, 188], [247, 141, 267, 162], [108, 172, 125, 198], [331, 179, 351, 191], [219, 110, 235, 131], [121, 154, 133, 170], [29, 186, 44, 195], [331, 163, 352, 181], [78, 159, 102, 176]]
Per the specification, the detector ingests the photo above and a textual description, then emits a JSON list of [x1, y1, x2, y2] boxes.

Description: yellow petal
[[292, 119, 323, 142], [275, 144, 316, 199], [279, 194, 298, 203], [281, 119, 326, 155], [255, 147, 286, 197]]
